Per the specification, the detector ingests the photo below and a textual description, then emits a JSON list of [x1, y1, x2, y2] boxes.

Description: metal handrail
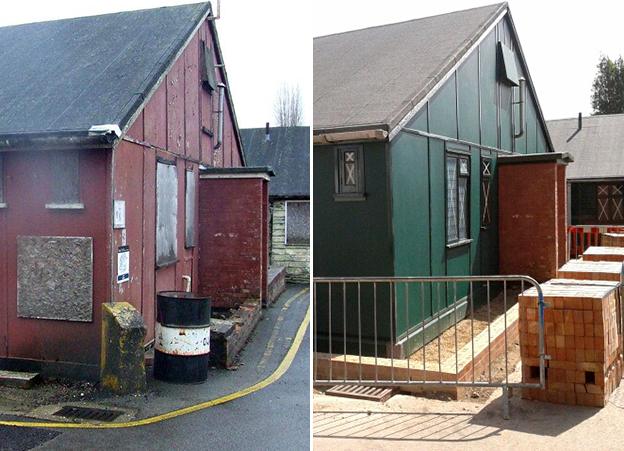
[[313, 274, 547, 419]]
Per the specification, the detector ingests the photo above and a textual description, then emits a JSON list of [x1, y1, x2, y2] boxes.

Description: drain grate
[[52, 405, 124, 422], [326, 385, 396, 402]]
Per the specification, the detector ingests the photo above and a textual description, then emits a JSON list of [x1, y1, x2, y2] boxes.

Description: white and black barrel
[[154, 291, 212, 383]]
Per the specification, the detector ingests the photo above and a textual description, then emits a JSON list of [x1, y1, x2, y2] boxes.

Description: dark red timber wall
[[0, 150, 111, 368], [0, 16, 244, 376], [498, 153, 572, 282], [111, 18, 244, 342], [197, 172, 270, 308]]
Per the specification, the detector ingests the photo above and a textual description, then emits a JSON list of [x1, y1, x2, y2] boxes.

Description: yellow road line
[[257, 287, 309, 371], [0, 300, 310, 429]]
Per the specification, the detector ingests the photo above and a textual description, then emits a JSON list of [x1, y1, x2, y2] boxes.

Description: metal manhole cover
[[52, 405, 124, 422]]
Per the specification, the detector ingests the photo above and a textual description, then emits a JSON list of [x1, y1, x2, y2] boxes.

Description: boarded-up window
[[185, 170, 197, 248], [17, 236, 93, 322], [286, 201, 310, 245], [47, 150, 82, 208], [201, 40, 217, 92], [446, 154, 470, 244], [156, 160, 178, 267]]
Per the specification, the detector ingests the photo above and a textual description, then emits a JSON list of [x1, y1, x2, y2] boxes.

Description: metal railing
[[568, 225, 624, 259], [313, 275, 546, 419]]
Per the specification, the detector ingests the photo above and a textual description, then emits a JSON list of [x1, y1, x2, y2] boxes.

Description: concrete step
[[0, 370, 40, 389]]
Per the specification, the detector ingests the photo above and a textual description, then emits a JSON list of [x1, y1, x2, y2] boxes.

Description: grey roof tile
[[0, 3, 210, 135], [547, 114, 624, 180], [313, 3, 506, 132], [241, 126, 309, 198]]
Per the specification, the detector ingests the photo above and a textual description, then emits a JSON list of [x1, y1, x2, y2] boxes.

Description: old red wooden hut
[[0, 2, 270, 379]]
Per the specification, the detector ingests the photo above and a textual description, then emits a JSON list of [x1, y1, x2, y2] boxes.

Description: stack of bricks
[[601, 233, 624, 247], [519, 279, 623, 407], [583, 246, 624, 263], [557, 259, 622, 283]]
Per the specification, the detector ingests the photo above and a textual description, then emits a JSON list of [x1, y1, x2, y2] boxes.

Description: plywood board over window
[[46, 150, 83, 209], [156, 159, 178, 267], [285, 201, 310, 245], [185, 170, 197, 248], [17, 236, 93, 322]]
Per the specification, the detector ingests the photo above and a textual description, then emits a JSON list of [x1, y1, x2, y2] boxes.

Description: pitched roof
[[0, 3, 212, 139], [241, 126, 310, 198], [547, 114, 624, 181], [313, 3, 507, 133]]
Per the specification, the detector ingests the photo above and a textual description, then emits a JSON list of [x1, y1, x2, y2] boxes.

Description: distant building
[[548, 113, 624, 226], [242, 125, 310, 283]]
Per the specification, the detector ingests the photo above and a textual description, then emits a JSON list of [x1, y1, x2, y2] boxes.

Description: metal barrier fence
[[313, 275, 546, 419]]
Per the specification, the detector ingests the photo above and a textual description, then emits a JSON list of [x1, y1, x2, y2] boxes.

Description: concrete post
[[100, 302, 147, 394]]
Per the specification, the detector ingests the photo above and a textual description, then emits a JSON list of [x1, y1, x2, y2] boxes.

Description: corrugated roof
[[313, 3, 507, 133], [241, 126, 310, 198], [547, 114, 624, 180], [0, 3, 210, 136]]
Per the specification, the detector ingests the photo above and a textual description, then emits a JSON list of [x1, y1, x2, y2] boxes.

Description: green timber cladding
[[313, 3, 553, 357]]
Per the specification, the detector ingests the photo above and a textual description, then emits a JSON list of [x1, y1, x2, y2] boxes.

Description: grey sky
[[313, 0, 624, 121], [0, 0, 311, 128]]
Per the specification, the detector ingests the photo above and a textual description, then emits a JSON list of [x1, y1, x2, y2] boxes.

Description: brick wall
[[270, 201, 310, 283], [498, 154, 570, 282], [197, 176, 269, 308]]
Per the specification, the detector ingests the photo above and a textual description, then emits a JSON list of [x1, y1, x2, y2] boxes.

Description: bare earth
[[314, 361, 624, 451], [409, 288, 519, 367]]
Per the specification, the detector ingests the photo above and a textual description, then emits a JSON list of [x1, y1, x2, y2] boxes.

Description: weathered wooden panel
[[4, 149, 110, 364], [184, 34, 200, 161], [17, 236, 93, 322], [270, 201, 309, 283], [167, 58, 186, 156]]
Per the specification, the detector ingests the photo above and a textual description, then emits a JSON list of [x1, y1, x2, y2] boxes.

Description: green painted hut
[[313, 3, 554, 357]]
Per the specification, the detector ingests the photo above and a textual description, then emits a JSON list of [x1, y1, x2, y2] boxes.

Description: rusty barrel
[[153, 291, 212, 383]]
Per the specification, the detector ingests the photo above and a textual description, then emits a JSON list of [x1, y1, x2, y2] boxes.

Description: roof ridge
[[547, 112, 624, 122], [313, 2, 506, 40]]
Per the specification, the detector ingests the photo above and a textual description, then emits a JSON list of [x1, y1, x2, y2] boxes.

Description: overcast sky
[[313, 0, 623, 121], [1, 1, 621, 126], [0, 0, 312, 129]]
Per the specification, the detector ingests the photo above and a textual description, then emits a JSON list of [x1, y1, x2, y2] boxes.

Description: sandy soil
[[314, 369, 624, 451], [409, 288, 520, 367]]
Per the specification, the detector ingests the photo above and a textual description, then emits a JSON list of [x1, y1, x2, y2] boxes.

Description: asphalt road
[[0, 289, 311, 451]]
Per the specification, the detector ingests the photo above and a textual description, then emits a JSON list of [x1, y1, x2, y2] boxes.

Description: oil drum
[[153, 291, 212, 383]]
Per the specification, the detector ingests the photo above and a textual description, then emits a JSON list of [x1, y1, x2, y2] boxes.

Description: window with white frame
[[46, 150, 82, 209], [156, 159, 178, 267], [285, 201, 309, 245], [446, 153, 470, 244]]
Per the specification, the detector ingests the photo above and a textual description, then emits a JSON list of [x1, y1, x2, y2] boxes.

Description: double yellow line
[[0, 289, 310, 429]]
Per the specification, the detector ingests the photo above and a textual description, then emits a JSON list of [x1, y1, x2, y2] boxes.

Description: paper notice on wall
[[114, 200, 126, 229], [117, 245, 130, 284]]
